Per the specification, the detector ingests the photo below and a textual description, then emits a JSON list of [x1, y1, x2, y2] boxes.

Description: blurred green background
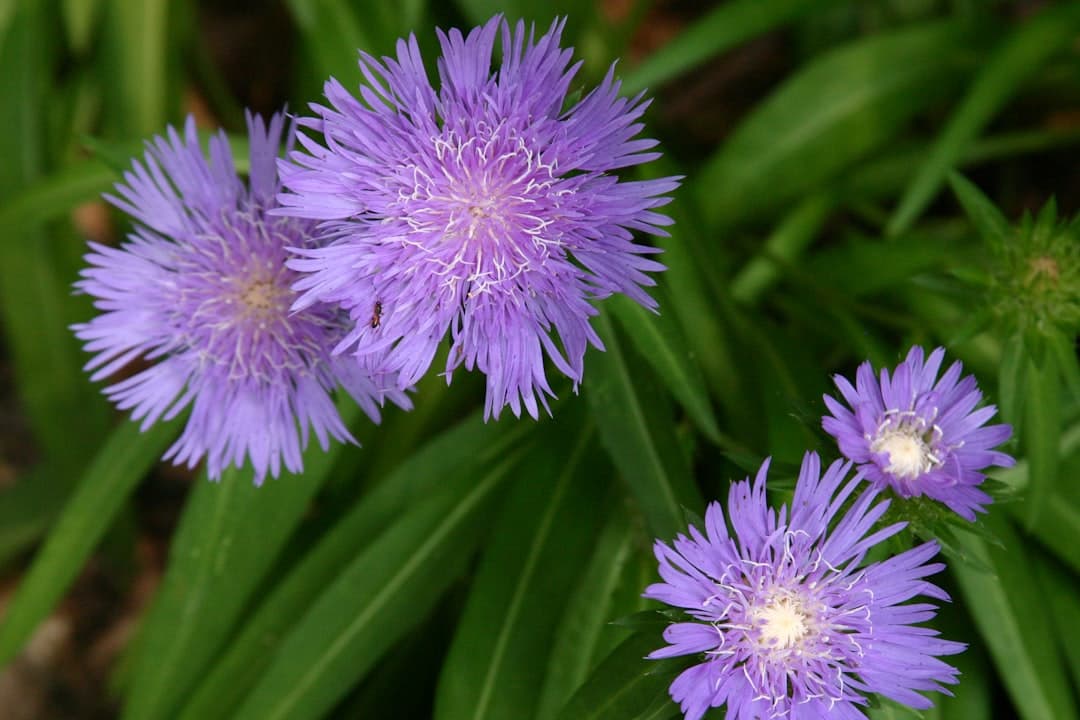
[[0, 0, 1078, 718]]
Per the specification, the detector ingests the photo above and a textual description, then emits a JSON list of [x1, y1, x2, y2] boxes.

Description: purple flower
[[644, 453, 964, 720], [823, 346, 1014, 520], [275, 15, 679, 419], [73, 112, 411, 484]]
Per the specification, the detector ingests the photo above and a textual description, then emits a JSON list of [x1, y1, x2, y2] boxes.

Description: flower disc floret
[[276, 15, 680, 419], [73, 113, 411, 484], [645, 453, 964, 720], [823, 346, 1014, 520]]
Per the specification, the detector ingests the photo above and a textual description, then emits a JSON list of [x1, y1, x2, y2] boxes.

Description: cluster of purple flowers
[[75, 15, 677, 483], [646, 348, 1014, 719], [74, 12, 1017, 720]]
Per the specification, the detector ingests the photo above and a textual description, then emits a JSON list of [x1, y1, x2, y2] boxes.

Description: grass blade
[[536, 508, 652, 720], [696, 20, 973, 227], [555, 632, 680, 720], [586, 313, 702, 541], [609, 293, 723, 445], [951, 513, 1079, 720], [887, 3, 1080, 236], [0, 418, 178, 665], [121, 402, 365, 720], [231, 449, 523, 720], [434, 418, 605, 720], [103, 0, 170, 134], [177, 413, 527, 720]]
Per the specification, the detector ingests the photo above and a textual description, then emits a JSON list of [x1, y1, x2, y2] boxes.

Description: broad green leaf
[[555, 632, 681, 720], [177, 413, 527, 720], [586, 313, 702, 541], [0, 418, 178, 666], [696, 20, 973, 227], [536, 508, 652, 720], [231, 448, 522, 720], [1022, 353, 1061, 528], [609, 293, 723, 445], [951, 513, 1079, 720], [937, 632, 992, 720], [622, 0, 843, 95], [121, 402, 365, 720], [637, 161, 751, 427], [948, 172, 1010, 251], [103, 0, 170, 134], [1034, 552, 1080, 692], [1004, 425, 1080, 574], [434, 418, 606, 720], [998, 332, 1026, 425], [887, 3, 1080, 236], [285, 0, 377, 93], [0, 2, 110, 474]]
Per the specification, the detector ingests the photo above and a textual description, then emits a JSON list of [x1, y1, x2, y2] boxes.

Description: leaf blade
[[0, 419, 178, 666]]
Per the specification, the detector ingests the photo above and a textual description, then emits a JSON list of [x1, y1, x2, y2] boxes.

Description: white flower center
[[871, 429, 935, 478], [752, 595, 810, 649]]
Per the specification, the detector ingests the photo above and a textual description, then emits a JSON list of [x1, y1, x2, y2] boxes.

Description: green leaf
[[434, 418, 606, 720], [998, 332, 1026, 425], [621, 0, 842, 95], [176, 413, 528, 720], [1033, 552, 1080, 693], [636, 161, 750, 426], [285, 0, 377, 91], [61, 0, 102, 54], [948, 172, 1010, 251], [951, 513, 1079, 720], [121, 402, 365, 720], [555, 632, 681, 720], [0, 2, 111, 475], [103, 0, 171, 135], [586, 313, 702, 541], [536, 509, 652, 720], [0, 157, 113, 229], [696, 20, 973, 227], [1022, 352, 1061, 528], [0, 133, 251, 233], [608, 293, 723, 446], [231, 447, 523, 720], [1005, 424, 1080, 574], [0, 418, 178, 666], [887, 3, 1080, 236]]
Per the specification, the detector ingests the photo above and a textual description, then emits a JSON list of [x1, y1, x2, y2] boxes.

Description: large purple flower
[[823, 346, 1014, 520], [276, 15, 679, 419], [645, 453, 964, 720], [73, 112, 411, 484]]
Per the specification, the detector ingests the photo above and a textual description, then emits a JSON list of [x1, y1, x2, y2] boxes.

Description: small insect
[[370, 301, 382, 329]]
